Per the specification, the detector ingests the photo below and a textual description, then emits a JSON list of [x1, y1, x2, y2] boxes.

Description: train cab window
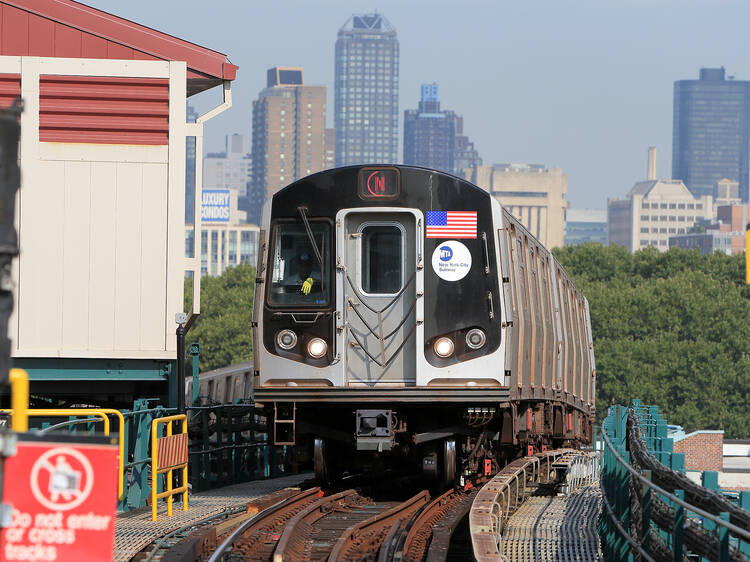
[[268, 222, 330, 307], [360, 223, 404, 295]]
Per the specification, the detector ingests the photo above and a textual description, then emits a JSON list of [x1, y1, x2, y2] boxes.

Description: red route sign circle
[[30, 447, 95, 511]]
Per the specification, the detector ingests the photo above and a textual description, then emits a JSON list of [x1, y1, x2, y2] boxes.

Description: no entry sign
[[1, 435, 118, 561]]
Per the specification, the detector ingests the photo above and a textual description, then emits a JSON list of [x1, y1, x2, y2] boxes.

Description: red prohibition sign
[[30, 447, 95, 511]]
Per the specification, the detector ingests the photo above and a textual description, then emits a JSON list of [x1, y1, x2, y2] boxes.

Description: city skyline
[[88, 0, 750, 210], [672, 67, 750, 201]]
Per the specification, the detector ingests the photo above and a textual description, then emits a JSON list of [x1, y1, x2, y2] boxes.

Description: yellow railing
[[9, 369, 29, 431], [0, 407, 126, 500], [151, 414, 189, 521]]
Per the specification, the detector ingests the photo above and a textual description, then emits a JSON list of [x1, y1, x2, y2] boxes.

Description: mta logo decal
[[439, 246, 453, 261]]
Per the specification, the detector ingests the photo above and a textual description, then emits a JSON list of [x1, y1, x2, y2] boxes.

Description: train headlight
[[307, 338, 328, 358], [466, 328, 486, 349], [276, 329, 297, 350], [434, 337, 455, 358]]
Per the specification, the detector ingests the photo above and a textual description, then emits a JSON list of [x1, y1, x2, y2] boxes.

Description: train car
[[252, 165, 595, 484]]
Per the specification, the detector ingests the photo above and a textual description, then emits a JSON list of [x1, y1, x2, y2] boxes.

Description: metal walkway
[[501, 484, 603, 561], [114, 473, 310, 562]]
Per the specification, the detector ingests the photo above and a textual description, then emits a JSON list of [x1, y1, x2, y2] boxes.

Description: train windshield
[[268, 222, 330, 307]]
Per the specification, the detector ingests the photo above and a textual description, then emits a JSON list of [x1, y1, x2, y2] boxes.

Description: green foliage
[[184, 264, 256, 372], [553, 244, 750, 438]]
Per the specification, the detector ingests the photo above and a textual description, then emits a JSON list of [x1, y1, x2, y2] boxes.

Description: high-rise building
[[403, 83, 456, 173], [334, 13, 399, 166], [715, 178, 741, 207], [203, 134, 253, 222], [324, 128, 336, 169], [565, 209, 607, 246], [453, 116, 482, 176], [609, 150, 713, 252], [203, 134, 252, 193], [672, 67, 750, 200], [186, 104, 198, 224], [250, 66, 326, 223], [466, 163, 568, 248]]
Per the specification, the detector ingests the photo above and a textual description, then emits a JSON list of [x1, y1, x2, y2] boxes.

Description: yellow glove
[[301, 277, 314, 295]]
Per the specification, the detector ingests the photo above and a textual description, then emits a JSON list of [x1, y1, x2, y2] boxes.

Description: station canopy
[[0, 0, 238, 95]]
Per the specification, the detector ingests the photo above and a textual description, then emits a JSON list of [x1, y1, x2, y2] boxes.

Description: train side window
[[359, 223, 404, 295]]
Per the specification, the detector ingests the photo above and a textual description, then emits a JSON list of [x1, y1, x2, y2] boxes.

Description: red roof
[[0, 0, 237, 95]]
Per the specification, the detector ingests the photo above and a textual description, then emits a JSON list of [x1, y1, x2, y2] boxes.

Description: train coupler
[[355, 409, 394, 451]]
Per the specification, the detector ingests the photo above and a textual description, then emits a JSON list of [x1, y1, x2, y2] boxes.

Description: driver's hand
[[301, 277, 314, 295]]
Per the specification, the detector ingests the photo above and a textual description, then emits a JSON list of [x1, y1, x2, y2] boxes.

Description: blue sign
[[201, 189, 230, 222], [439, 246, 453, 261]]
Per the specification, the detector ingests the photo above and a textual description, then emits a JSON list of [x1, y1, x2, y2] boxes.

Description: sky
[[88, 0, 750, 210]]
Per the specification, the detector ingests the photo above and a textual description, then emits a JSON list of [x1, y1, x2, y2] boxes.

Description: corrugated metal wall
[[0, 73, 20, 108], [39, 75, 169, 145]]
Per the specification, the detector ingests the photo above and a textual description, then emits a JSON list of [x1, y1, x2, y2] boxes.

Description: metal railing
[[8, 369, 28, 431], [1, 407, 125, 500], [151, 414, 189, 521], [469, 449, 598, 559], [599, 401, 750, 561]]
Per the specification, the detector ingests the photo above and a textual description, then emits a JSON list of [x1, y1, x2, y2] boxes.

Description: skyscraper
[[403, 84, 456, 173], [672, 67, 750, 201], [335, 13, 399, 166], [203, 133, 252, 215], [453, 116, 482, 177], [249, 67, 326, 223]]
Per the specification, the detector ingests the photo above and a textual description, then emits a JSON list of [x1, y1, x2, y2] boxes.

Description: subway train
[[252, 165, 595, 484]]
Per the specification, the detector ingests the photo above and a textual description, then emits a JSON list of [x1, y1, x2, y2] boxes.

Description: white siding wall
[[4, 56, 188, 359]]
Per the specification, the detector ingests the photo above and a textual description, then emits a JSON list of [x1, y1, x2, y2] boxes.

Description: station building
[[466, 163, 568, 249], [0, 0, 237, 400]]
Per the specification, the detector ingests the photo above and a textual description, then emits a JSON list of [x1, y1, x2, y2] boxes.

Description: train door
[[341, 212, 417, 385]]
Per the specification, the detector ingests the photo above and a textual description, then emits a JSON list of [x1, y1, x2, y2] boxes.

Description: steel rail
[[206, 487, 322, 562], [273, 489, 361, 561], [400, 488, 458, 561], [601, 427, 750, 542], [145, 505, 247, 562], [329, 490, 430, 561]]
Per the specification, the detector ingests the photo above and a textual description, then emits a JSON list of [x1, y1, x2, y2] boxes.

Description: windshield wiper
[[297, 206, 323, 267]]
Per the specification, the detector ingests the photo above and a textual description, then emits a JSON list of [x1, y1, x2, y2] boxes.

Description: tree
[[554, 244, 750, 438], [184, 264, 256, 372]]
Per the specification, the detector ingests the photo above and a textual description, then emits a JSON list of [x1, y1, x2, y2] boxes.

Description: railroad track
[[203, 485, 479, 562], [156, 449, 599, 561]]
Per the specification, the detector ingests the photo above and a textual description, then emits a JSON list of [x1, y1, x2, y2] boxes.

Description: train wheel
[[442, 439, 456, 487], [314, 438, 328, 483]]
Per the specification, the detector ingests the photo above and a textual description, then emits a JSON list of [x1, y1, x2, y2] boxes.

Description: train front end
[[253, 165, 509, 482]]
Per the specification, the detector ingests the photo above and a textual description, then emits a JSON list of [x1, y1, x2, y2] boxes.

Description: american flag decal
[[425, 211, 477, 239]]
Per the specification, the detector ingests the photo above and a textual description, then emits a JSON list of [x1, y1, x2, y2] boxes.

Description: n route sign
[[1, 434, 118, 561]]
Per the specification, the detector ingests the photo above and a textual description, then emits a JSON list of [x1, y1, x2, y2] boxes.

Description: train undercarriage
[[264, 397, 594, 486]]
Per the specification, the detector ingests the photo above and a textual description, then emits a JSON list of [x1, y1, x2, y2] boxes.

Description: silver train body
[[251, 166, 595, 482]]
